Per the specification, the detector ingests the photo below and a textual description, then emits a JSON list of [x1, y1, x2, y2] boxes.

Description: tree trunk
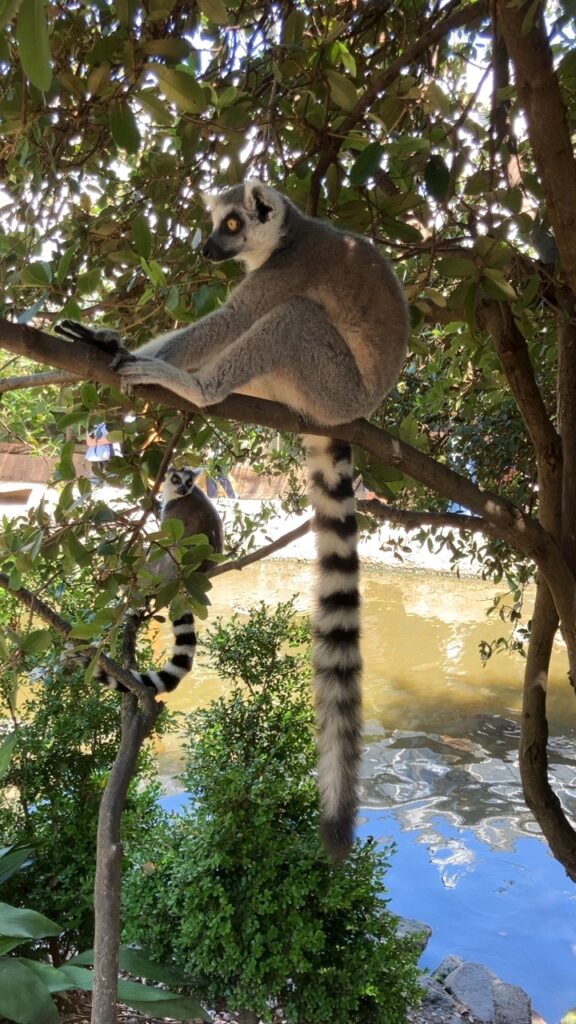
[[91, 694, 162, 1024], [520, 580, 576, 879]]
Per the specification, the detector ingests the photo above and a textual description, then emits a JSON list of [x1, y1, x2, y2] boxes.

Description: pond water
[[155, 560, 576, 1024]]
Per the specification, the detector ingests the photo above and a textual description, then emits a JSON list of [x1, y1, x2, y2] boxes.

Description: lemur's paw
[[55, 320, 127, 357]]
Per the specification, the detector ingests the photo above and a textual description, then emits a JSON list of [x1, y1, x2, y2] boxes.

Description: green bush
[[123, 601, 421, 1024], [0, 579, 173, 958]]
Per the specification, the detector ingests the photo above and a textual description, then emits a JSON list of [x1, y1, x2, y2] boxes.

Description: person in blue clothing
[[85, 422, 122, 475]]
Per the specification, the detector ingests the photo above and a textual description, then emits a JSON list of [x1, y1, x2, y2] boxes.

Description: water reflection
[[155, 560, 576, 1021]]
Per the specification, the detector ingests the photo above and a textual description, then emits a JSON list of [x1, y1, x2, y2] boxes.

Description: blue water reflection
[[359, 718, 576, 1024]]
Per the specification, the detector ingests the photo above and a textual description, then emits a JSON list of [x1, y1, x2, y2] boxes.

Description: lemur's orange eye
[[225, 216, 241, 232]]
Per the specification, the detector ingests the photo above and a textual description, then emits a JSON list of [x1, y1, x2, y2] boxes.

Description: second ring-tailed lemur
[[92, 465, 223, 693], [58, 180, 409, 860]]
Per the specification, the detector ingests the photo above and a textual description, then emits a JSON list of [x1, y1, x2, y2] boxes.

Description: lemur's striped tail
[[96, 613, 197, 694], [306, 435, 362, 862]]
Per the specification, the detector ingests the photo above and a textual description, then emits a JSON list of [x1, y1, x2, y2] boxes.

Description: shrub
[[123, 601, 421, 1024], [0, 580, 173, 959]]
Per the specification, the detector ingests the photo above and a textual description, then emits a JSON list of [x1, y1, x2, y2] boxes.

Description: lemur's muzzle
[[202, 235, 230, 262]]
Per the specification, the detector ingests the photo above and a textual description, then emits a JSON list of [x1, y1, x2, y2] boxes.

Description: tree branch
[[0, 569, 157, 701], [309, 0, 489, 210], [209, 517, 313, 576], [0, 370, 81, 394], [481, 299, 561, 468], [357, 500, 493, 534], [1, 316, 575, 675], [496, 0, 576, 296]]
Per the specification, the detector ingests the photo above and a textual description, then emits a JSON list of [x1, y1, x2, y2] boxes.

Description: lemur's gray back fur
[[70, 180, 408, 860]]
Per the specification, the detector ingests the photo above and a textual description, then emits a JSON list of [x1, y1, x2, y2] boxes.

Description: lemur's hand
[[55, 320, 134, 365]]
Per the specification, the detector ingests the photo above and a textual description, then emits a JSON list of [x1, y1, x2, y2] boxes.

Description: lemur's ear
[[244, 179, 278, 222], [167, 463, 177, 473]]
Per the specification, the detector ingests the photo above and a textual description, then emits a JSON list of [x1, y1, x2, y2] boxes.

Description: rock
[[445, 961, 498, 1022], [433, 955, 464, 983], [420, 975, 463, 1013], [396, 916, 433, 952], [493, 980, 532, 1024]]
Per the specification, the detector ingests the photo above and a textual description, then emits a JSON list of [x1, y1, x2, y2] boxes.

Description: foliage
[[0, 773, 207, 1023], [123, 601, 422, 1024], [0, 574, 173, 957], [1, 0, 574, 591]]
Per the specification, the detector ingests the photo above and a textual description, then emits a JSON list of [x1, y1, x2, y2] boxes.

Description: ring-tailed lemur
[[89, 465, 223, 694], [57, 180, 408, 860]]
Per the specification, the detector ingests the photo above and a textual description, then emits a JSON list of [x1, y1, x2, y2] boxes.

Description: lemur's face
[[202, 180, 284, 271], [163, 465, 199, 502]]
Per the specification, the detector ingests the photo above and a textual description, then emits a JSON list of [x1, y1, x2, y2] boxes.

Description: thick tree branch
[[1, 316, 575, 674], [481, 300, 561, 494], [496, 0, 576, 296], [92, 692, 161, 1024], [520, 578, 576, 880]]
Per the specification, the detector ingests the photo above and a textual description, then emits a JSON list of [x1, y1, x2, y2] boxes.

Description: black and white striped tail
[[97, 613, 197, 694], [306, 435, 362, 862]]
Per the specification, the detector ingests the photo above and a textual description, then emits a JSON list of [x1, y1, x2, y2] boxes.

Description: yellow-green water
[[155, 559, 572, 763], [153, 560, 576, 1021]]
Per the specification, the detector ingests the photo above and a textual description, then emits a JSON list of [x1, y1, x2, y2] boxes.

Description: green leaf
[[0, 960, 60, 1024], [0, 733, 17, 781], [147, 66, 207, 113], [140, 38, 191, 61], [117, 978, 209, 1020], [349, 142, 384, 187], [20, 261, 52, 286], [21, 629, 52, 656], [281, 9, 305, 45], [77, 267, 101, 295], [436, 256, 476, 279], [198, 0, 228, 24], [161, 518, 185, 542], [424, 154, 451, 202], [55, 245, 76, 287], [55, 441, 76, 481], [12, 959, 94, 994], [0, 0, 23, 31], [131, 214, 152, 259], [110, 101, 140, 153], [117, 946, 191, 986], [81, 381, 100, 409], [16, 0, 52, 91], [482, 267, 517, 300], [68, 621, 99, 640], [0, 844, 34, 885], [325, 69, 357, 111], [0, 901, 61, 940]]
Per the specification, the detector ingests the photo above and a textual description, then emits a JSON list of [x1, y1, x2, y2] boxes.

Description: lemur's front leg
[[55, 319, 207, 401], [115, 358, 209, 404], [55, 320, 164, 396]]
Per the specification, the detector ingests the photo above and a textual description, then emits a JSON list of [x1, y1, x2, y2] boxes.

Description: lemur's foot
[[55, 320, 132, 361]]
